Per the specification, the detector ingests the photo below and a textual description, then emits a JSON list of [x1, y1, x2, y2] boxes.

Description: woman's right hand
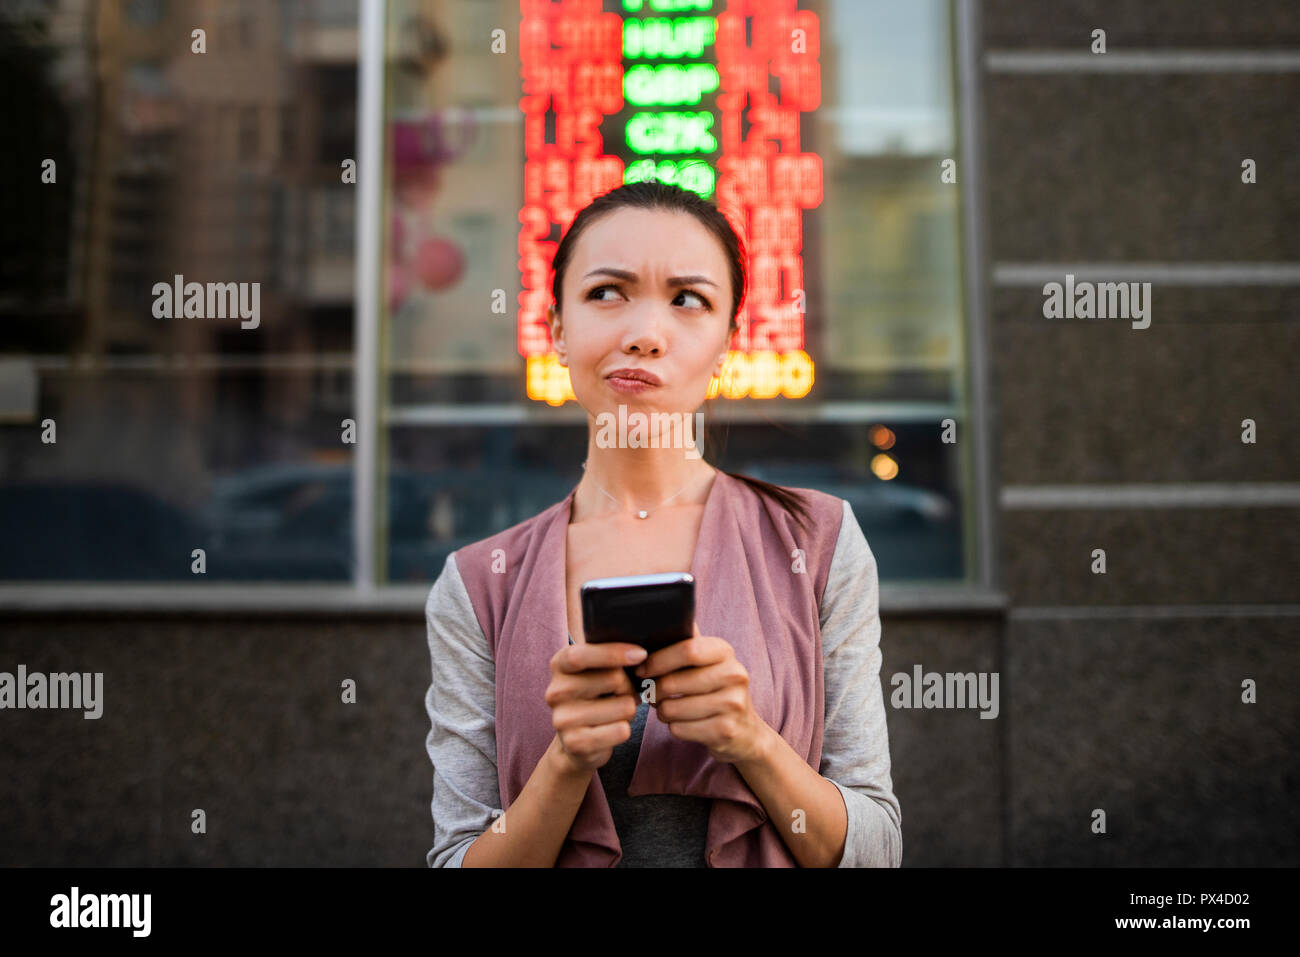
[[545, 641, 647, 776]]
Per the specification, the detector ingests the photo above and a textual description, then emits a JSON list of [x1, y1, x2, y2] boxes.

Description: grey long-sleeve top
[[424, 498, 902, 867]]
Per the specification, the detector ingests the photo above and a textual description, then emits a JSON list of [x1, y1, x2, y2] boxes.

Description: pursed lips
[[606, 368, 662, 385]]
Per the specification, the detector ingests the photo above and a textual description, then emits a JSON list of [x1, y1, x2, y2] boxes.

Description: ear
[[547, 304, 566, 366]]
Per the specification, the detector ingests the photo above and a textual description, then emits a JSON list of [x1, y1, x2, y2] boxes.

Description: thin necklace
[[580, 460, 714, 519]]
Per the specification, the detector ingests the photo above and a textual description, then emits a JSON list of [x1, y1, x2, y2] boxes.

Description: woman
[[424, 181, 901, 867]]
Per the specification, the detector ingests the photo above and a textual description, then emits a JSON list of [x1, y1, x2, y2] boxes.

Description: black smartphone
[[580, 572, 695, 692]]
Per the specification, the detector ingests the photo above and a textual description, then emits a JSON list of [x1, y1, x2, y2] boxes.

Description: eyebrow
[[581, 267, 718, 289]]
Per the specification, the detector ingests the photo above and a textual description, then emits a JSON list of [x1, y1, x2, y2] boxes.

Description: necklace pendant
[[637, 509, 649, 519]]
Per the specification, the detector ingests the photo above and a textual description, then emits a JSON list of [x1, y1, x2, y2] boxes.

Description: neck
[[575, 444, 716, 520]]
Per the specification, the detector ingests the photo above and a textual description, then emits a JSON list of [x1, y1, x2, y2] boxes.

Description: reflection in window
[[0, 0, 358, 582], [126, 0, 165, 27], [239, 106, 260, 160]]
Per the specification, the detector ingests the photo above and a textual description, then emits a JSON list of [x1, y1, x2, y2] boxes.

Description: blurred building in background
[[3, 0, 360, 578]]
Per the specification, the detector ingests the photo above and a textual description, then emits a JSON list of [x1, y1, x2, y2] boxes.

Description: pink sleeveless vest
[[453, 469, 845, 867]]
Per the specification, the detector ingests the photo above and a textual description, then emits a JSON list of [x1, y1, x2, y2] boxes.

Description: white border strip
[[995, 263, 1300, 286], [1003, 483, 1300, 509], [353, 0, 385, 593], [987, 50, 1300, 73]]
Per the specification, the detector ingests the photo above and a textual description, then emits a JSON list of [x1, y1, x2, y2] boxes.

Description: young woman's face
[[549, 207, 735, 419]]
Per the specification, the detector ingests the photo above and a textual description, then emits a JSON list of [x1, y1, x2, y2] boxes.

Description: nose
[[620, 302, 668, 356]]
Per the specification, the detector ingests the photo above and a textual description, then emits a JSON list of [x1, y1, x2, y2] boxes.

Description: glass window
[[1, 0, 980, 592], [279, 103, 296, 162], [316, 65, 356, 162], [0, 0, 358, 582], [239, 105, 260, 160], [377, 0, 973, 586], [126, 0, 166, 27]]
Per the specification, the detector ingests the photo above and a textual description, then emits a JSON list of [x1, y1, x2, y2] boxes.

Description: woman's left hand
[[633, 626, 771, 765]]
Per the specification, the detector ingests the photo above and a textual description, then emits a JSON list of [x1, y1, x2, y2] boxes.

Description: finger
[[652, 660, 736, 698], [553, 695, 639, 732], [546, 666, 633, 706], [592, 665, 644, 700], [555, 641, 648, 675], [636, 635, 725, 679], [658, 714, 716, 744], [562, 721, 633, 754], [616, 668, 643, 698], [654, 689, 735, 722]]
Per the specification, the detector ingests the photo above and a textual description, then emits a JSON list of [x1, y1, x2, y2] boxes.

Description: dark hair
[[550, 181, 813, 533]]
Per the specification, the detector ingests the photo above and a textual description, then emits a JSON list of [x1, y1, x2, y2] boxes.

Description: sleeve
[[817, 499, 904, 867], [424, 551, 504, 867]]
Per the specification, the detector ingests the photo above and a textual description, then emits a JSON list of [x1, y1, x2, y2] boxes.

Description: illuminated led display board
[[519, 0, 821, 405]]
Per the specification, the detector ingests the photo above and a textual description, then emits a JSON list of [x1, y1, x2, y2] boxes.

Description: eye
[[585, 284, 624, 302], [676, 289, 712, 310]]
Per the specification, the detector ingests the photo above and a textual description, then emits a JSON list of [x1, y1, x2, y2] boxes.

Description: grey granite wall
[[981, 0, 1299, 866], [0, 610, 1009, 866]]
